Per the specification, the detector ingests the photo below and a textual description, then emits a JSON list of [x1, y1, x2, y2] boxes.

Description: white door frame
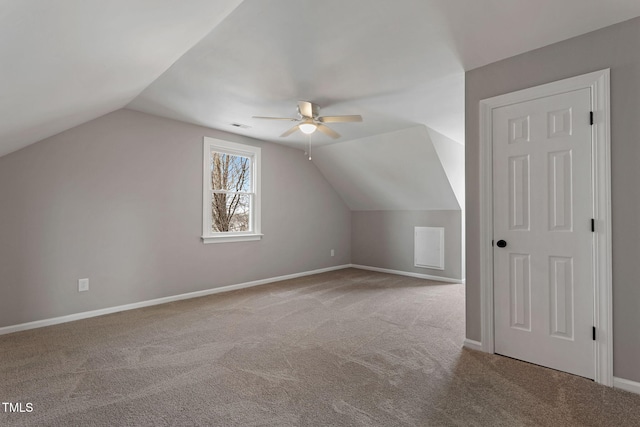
[[478, 69, 612, 385]]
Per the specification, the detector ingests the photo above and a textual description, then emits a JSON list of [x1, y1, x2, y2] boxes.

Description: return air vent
[[414, 226, 445, 270]]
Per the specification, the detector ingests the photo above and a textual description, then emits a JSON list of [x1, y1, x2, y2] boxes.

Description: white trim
[[613, 377, 640, 396], [350, 264, 462, 284], [478, 69, 612, 385], [0, 264, 463, 336], [202, 137, 261, 243], [202, 233, 263, 244], [0, 265, 350, 336], [463, 339, 483, 352]]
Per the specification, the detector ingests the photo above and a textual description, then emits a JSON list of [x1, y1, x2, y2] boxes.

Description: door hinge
[[491, 239, 494, 247], [591, 218, 595, 232], [590, 111, 594, 125], [593, 326, 596, 341]]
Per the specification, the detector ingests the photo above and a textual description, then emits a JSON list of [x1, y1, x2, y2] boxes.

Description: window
[[202, 137, 261, 244]]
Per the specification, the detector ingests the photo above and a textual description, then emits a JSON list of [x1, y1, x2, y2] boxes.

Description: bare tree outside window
[[211, 152, 251, 232]]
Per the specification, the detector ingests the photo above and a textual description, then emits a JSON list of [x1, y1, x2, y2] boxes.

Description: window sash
[[210, 191, 254, 234], [211, 190, 254, 195], [210, 151, 252, 192]]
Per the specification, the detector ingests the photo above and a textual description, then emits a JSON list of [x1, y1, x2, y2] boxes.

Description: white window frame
[[202, 137, 262, 244]]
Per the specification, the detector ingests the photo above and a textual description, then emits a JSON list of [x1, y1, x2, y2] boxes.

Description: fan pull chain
[[307, 134, 312, 161]]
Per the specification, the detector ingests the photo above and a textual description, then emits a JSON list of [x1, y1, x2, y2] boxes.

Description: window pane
[[211, 193, 251, 232], [211, 151, 251, 192]]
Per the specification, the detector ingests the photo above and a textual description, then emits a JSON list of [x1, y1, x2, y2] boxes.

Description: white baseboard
[[0, 264, 351, 336], [350, 264, 462, 284], [463, 339, 483, 352], [614, 377, 640, 395]]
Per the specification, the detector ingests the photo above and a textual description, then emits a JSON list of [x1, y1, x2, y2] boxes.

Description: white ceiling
[[2, 1, 640, 157], [0, 0, 242, 158], [128, 0, 640, 149], [312, 126, 462, 211]]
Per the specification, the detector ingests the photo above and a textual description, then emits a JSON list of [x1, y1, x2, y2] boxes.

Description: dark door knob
[[496, 240, 507, 248]]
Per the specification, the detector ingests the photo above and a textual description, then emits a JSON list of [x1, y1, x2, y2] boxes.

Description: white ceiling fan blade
[[298, 101, 314, 118], [252, 116, 298, 121], [318, 115, 363, 123], [316, 124, 340, 139], [280, 125, 300, 137]]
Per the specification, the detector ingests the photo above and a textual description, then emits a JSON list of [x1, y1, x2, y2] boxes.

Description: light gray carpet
[[1, 268, 640, 426]]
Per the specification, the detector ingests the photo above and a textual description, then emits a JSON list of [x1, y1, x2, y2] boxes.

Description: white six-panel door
[[492, 87, 594, 379]]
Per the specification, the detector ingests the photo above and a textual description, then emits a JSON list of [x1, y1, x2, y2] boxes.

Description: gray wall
[[0, 109, 351, 327], [465, 17, 640, 381], [352, 210, 462, 280]]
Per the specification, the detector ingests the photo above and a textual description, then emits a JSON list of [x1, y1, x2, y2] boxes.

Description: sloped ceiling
[[427, 128, 465, 210], [0, 0, 242, 157], [2, 1, 639, 158], [311, 126, 461, 211], [2, 1, 640, 212], [127, 0, 640, 149]]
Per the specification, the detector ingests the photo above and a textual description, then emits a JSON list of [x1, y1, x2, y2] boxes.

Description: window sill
[[201, 233, 263, 244]]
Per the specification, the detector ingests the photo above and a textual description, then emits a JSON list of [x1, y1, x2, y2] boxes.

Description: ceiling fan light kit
[[252, 100, 362, 139], [298, 121, 317, 134]]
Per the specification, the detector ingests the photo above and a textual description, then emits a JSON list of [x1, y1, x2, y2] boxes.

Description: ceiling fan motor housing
[[298, 101, 319, 119]]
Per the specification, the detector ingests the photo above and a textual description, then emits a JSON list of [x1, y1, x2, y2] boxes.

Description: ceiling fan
[[252, 101, 362, 139]]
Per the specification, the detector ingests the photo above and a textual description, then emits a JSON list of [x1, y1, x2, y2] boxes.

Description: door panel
[[509, 253, 531, 331], [549, 256, 574, 339], [549, 150, 573, 231], [508, 155, 530, 230], [493, 88, 594, 379]]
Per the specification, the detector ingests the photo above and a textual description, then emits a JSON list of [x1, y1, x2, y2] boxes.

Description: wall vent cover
[[414, 226, 445, 270]]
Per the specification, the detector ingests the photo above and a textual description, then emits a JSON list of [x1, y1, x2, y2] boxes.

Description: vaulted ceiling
[[2, 0, 640, 198], [0, 0, 243, 158], [312, 126, 464, 211], [2, 0, 640, 158]]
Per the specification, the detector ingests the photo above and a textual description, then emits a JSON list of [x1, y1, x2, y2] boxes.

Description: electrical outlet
[[331, 249, 335, 257], [78, 278, 89, 292]]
